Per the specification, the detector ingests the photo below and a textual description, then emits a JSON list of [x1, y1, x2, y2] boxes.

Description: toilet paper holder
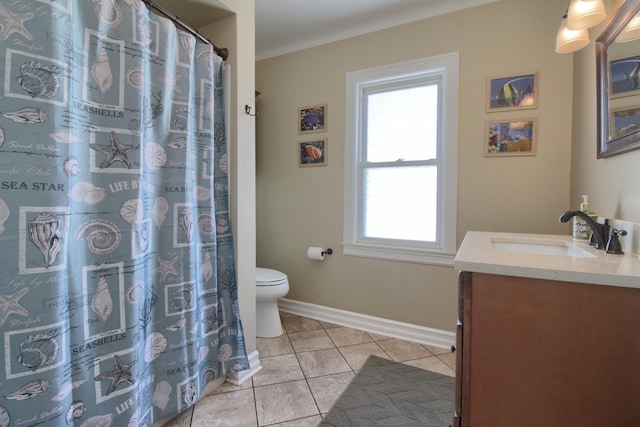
[[322, 248, 333, 256]]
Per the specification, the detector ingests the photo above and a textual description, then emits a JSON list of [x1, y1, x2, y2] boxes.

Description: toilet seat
[[256, 267, 288, 286]]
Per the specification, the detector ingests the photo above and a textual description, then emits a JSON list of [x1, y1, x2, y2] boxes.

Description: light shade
[[556, 17, 590, 53], [617, 15, 640, 42], [567, 0, 607, 30]]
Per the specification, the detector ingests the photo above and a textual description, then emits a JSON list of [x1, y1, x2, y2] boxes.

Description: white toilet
[[256, 267, 289, 337]]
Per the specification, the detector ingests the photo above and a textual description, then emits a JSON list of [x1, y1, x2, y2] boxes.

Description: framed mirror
[[596, 0, 640, 158]]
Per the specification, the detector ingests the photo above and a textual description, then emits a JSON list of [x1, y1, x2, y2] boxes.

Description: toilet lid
[[256, 267, 288, 286]]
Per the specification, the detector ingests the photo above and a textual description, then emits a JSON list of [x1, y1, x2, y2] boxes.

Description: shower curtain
[[0, 0, 248, 425]]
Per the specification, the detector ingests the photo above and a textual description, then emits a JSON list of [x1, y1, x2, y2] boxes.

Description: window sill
[[342, 242, 456, 266]]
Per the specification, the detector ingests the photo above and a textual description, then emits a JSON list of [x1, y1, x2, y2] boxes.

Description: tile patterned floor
[[163, 312, 456, 427]]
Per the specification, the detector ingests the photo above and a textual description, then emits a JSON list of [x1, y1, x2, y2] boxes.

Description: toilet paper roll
[[307, 246, 326, 261]]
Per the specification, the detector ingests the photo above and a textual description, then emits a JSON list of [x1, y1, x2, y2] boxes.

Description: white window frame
[[343, 52, 458, 266]]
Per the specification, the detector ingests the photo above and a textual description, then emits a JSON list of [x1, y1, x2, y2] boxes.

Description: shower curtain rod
[[141, 0, 229, 61]]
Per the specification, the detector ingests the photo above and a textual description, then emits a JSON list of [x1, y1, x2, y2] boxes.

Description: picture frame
[[609, 55, 640, 98], [486, 72, 538, 112], [298, 104, 327, 134], [485, 118, 537, 157], [299, 139, 327, 167], [610, 105, 640, 138]]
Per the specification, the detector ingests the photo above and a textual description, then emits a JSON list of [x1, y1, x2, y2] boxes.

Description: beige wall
[[200, 0, 257, 353], [255, 0, 572, 332], [572, 0, 640, 222]]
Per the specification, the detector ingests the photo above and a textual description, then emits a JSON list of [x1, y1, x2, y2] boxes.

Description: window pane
[[363, 166, 437, 242], [366, 85, 438, 162]]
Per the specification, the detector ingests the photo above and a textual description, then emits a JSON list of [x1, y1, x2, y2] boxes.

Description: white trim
[[226, 350, 262, 385], [278, 298, 455, 350]]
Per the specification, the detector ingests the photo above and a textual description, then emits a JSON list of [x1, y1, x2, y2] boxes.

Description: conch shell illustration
[[28, 212, 63, 268], [0, 198, 8, 234], [2, 107, 48, 124], [18, 334, 59, 371], [74, 220, 121, 254], [91, 48, 113, 97], [178, 208, 193, 242], [0, 406, 9, 427], [92, 273, 113, 330], [65, 400, 86, 424], [5, 379, 50, 400], [17, 61, 60, 99]]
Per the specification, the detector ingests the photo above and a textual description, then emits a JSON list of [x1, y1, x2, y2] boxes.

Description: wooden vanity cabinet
[[453, 271, 640, 427]]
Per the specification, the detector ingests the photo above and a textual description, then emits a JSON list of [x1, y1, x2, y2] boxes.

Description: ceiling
[[153, 0, 499, 60]]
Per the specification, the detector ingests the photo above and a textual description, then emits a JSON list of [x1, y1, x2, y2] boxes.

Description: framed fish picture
[[485, 118, 537, 157], [486, 72, 538, 112], [299, 139, 327, 167], [610, 105, 640, 138], [609, 55, 640, 98], [299, 104, 327, 134]]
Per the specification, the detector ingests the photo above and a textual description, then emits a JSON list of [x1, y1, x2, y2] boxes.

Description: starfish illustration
[[159, 73, 183, 94], [94, 354, 136, 396], [89, 131, 139, 169], [155, 255, 179, 283], [0, 3, 34, 42], [0, 287, 29, 327]]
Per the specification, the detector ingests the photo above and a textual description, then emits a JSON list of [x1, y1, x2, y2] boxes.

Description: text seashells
[[69, 182, 106, 205], [74, 220, 121, 254], [17, 61, 60, 99], [28, 212, 63, 268], [18, 333, 59, 370]]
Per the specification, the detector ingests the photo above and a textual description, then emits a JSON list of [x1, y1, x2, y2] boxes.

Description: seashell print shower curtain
[[0, 0, 249, 425]]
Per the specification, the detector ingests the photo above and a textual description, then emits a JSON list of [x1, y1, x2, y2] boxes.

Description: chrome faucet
[[559, 210, 610, 250]]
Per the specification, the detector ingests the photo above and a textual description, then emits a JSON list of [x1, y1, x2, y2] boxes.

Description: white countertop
[[455, 231, 640, 289]]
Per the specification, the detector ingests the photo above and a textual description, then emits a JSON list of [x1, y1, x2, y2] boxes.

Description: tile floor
[[163, 311, 456, 427]]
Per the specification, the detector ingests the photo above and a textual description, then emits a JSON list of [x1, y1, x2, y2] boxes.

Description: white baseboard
[[277, 298, 455, 349], [226, 350, 262, 385]]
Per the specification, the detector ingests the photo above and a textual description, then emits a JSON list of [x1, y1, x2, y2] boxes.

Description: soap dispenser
[[573, 195, 597, 241]]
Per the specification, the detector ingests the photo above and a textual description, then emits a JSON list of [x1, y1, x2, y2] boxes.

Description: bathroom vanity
[[453, 232, 640, 427]]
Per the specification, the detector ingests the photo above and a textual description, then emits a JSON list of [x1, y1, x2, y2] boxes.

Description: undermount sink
[[490, 237, 597, 258]]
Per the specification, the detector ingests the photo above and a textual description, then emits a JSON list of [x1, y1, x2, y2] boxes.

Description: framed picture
[[609, 55, 640, 98], [486, 72, 538, 112], [610, 105, 640, 138], [298, 104, 327, 134], [299, 139, 327, 167], [485, 118, 537, 157]]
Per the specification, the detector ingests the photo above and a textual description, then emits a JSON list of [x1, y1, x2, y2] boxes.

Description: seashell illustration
[[28, 212, 63, 268], [68, 181, 106, 204], [215, 216, 229, 236], [91, 48, 113, 97], [178, 32, 194, 59], [171, 287, 193, 311], [0, 198, 8, 234], [51, 379, 85, 402], [63, 156, 80, 177], [49, 129, 81, 143], [172, 107, 189, 131], [182, 381, 198, 407], [2, 107, 48, 124], [17, 61, 60, 99], [194, 186, 211, 201], [5, 379, 50, 400], [125, 282, 143, 304], [136, 223, 149, 253], [165, 318, 186, 332], [92, 274, 113, 330], [179, 208, 193, 242], [0, 406, 9, 427], [120, 198, 143, 224], [202, 251, 213, 282], [79, 413, 113, 427], [166, 137, 187, 148], [144, 332, 167, 362], [144, 141, 167, 170], [197, 212, 215, 237], [123, 0, 143, 10], [152, 198, 168, 228], [74, 220, 120, 254], [126, 67, 143, 89], [202, 366, 218, 385], [65, 400, 85, 424], [18, 334, 59, 370], [0, 126, 4, 148], [196, 48, 215, 73], [218, 344, 233, 363], [92, 0, 121, 27]]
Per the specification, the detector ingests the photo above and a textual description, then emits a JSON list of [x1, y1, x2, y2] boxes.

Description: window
[[343, 53, 458, 265]]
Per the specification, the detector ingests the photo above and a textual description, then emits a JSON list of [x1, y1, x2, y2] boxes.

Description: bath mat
[[319, 355, 455, 427]]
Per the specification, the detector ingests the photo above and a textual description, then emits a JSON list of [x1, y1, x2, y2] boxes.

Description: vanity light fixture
[[556, 12, 591, 53], [555, 0, 607, 53]]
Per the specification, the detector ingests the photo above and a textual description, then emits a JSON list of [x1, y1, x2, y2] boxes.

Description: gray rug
[[319, 355, 455, 427]]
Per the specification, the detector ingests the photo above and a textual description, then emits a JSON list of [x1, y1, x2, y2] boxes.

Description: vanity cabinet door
[[456, 272, 640, 427]]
